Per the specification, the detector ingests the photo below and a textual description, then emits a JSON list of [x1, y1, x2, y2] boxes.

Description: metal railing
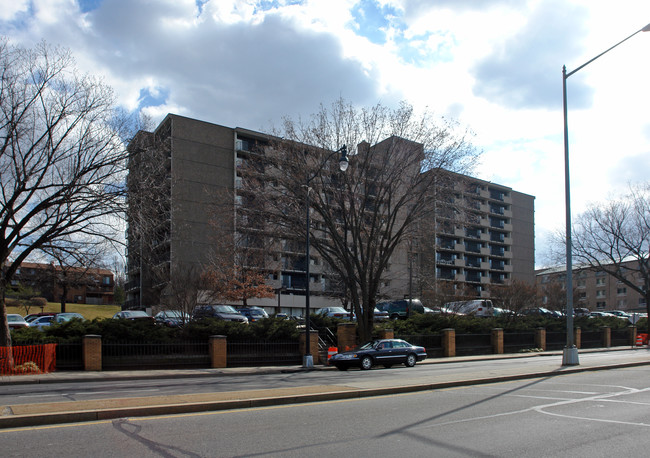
[[227, 340, 302, 367]]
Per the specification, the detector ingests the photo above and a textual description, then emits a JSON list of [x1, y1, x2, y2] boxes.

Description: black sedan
[[329, 339, 427, 370]]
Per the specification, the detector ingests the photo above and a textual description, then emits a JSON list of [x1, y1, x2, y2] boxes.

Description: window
[[617, 287, 627, 295], [596, 278, 606, 286], [596, 290, 605, 298]]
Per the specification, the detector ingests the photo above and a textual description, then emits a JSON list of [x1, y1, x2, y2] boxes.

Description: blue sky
[[2, 0, 649, 266]]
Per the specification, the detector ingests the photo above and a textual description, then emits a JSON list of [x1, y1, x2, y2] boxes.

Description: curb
[[2, 358, 649, 429]]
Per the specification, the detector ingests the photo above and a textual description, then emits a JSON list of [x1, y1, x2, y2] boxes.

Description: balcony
[[490, 247, 506, 257]]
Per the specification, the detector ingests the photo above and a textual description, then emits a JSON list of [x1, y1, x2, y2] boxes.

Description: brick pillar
[[83, 334, 102, 371], [601, 327, 611, 348], [629, 326, 637, 346], [299, 331, 320, 364], [209, 335, 227, 368], [442, 328, 455, 357], [535, 327, 547, 351], [575, 327, 581, 349], [377, 329, 394, 340], [337, 323, 357, 352], [491, 328, 503, 354]]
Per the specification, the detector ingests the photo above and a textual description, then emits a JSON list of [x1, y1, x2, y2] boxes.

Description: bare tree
[[125, 127, 171, 308], [0, 40, 128, 348], [158, 264, 204, 323], [571, 183, 650, 333], [244, 99, 479, 341], [202, 190, 276, 307], [41, 243, 108, 313], [489, 279, 537, 315]]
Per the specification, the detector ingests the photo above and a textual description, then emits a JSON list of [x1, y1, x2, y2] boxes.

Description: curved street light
[[303, 145, 349, 368], [562, 22, 650, 366]]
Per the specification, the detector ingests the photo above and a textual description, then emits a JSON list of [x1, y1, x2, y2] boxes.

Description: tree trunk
[[0, 282, 14, 371], [60, 285, 67, 313]]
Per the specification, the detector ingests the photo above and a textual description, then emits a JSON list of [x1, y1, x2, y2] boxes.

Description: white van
[[444, 300, 494, 317]]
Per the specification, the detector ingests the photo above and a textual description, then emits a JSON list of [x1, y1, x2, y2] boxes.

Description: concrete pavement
[[1, 347, 649, 429]]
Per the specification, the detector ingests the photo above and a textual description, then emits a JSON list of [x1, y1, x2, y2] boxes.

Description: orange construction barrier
[[0, 344, 56, 375], [638, 334, 649, 346], [636, 336, 643, 346], [327, 347, 338, 364]]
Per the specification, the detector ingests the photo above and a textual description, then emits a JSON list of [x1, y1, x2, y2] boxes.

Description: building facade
[[536, 260, 648, 313], [126, 114, 535, 314], [11, 262, 115, 305], [422, 171, 535, 300]]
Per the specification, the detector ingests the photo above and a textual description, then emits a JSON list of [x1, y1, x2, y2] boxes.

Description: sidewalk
[[1, 347, 649, 429]]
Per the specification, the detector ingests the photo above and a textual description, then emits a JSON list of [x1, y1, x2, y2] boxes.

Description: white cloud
[[1, 0, 649, 268]]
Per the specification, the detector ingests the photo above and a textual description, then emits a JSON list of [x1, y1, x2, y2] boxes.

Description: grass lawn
[[6, 302, 121, 320]]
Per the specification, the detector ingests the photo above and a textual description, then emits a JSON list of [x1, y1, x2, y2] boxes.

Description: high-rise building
[[125, 114, 535, 314]]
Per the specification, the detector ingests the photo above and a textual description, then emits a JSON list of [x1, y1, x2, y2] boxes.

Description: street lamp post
[[303, 145, 349, 368], [561, 22, 650, 366]]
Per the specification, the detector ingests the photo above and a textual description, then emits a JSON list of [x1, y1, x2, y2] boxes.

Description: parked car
[[588, 311, 616, 318], [29, 315, 56, 330], [192, 305, 248, 323], [113, 310, 154, 322], [154, 310, 189, 327], [492, 307, 515, 316], [574, 307, 590, 317], [376, 299, 425, 320], [608, 310, 631, 319], [519, 307, 556, 317], [329, 339, 427, 370], [7, 314, 29, 329], [24, 312, 56, 323], [237, 307, 269, 322], [54, 312, 85, 323], [443, 300, 494, 317], [314, 307, 353, 319], [352, 307, 389, 321]]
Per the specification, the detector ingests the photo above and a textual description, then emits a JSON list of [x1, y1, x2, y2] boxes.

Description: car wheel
[[405, 354, 417, 367], [335, 365, 348, 371], [360, 356, 373, 370]]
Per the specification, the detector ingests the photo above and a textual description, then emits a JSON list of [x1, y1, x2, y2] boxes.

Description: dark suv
[[192, 305, 248, 323], [376, 299, 425, 320]]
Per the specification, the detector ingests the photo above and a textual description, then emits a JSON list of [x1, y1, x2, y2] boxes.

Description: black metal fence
[[398, 334, 443, 357], [612, 329, 632, 347], [504, 332, 536, 353], [102, 341, 210, 370], [227, 340, 302, 367], [56, 342, 83, 370], [546, 331, 567, 350], [455, 333, 493, 356]]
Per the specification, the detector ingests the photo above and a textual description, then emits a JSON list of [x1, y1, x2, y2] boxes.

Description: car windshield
[[328, 307, 348, 313], [214, 305, 237, 313], [358, 341, 380, 350]]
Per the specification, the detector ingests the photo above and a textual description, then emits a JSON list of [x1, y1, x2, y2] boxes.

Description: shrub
[[30, 297, 47, 308]]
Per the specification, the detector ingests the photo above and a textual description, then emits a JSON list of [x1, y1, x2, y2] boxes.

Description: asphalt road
[[2, 349, 647, 406], [1, 365, 649, 457]]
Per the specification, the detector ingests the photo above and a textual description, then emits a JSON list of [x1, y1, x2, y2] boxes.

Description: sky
[[2, 0, 649, 268]]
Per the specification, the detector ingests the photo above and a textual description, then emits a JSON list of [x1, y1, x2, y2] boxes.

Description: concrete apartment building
[[428, 172, 535, 298], [125, 114, 535, 314], [536, 260, 648, 313]]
